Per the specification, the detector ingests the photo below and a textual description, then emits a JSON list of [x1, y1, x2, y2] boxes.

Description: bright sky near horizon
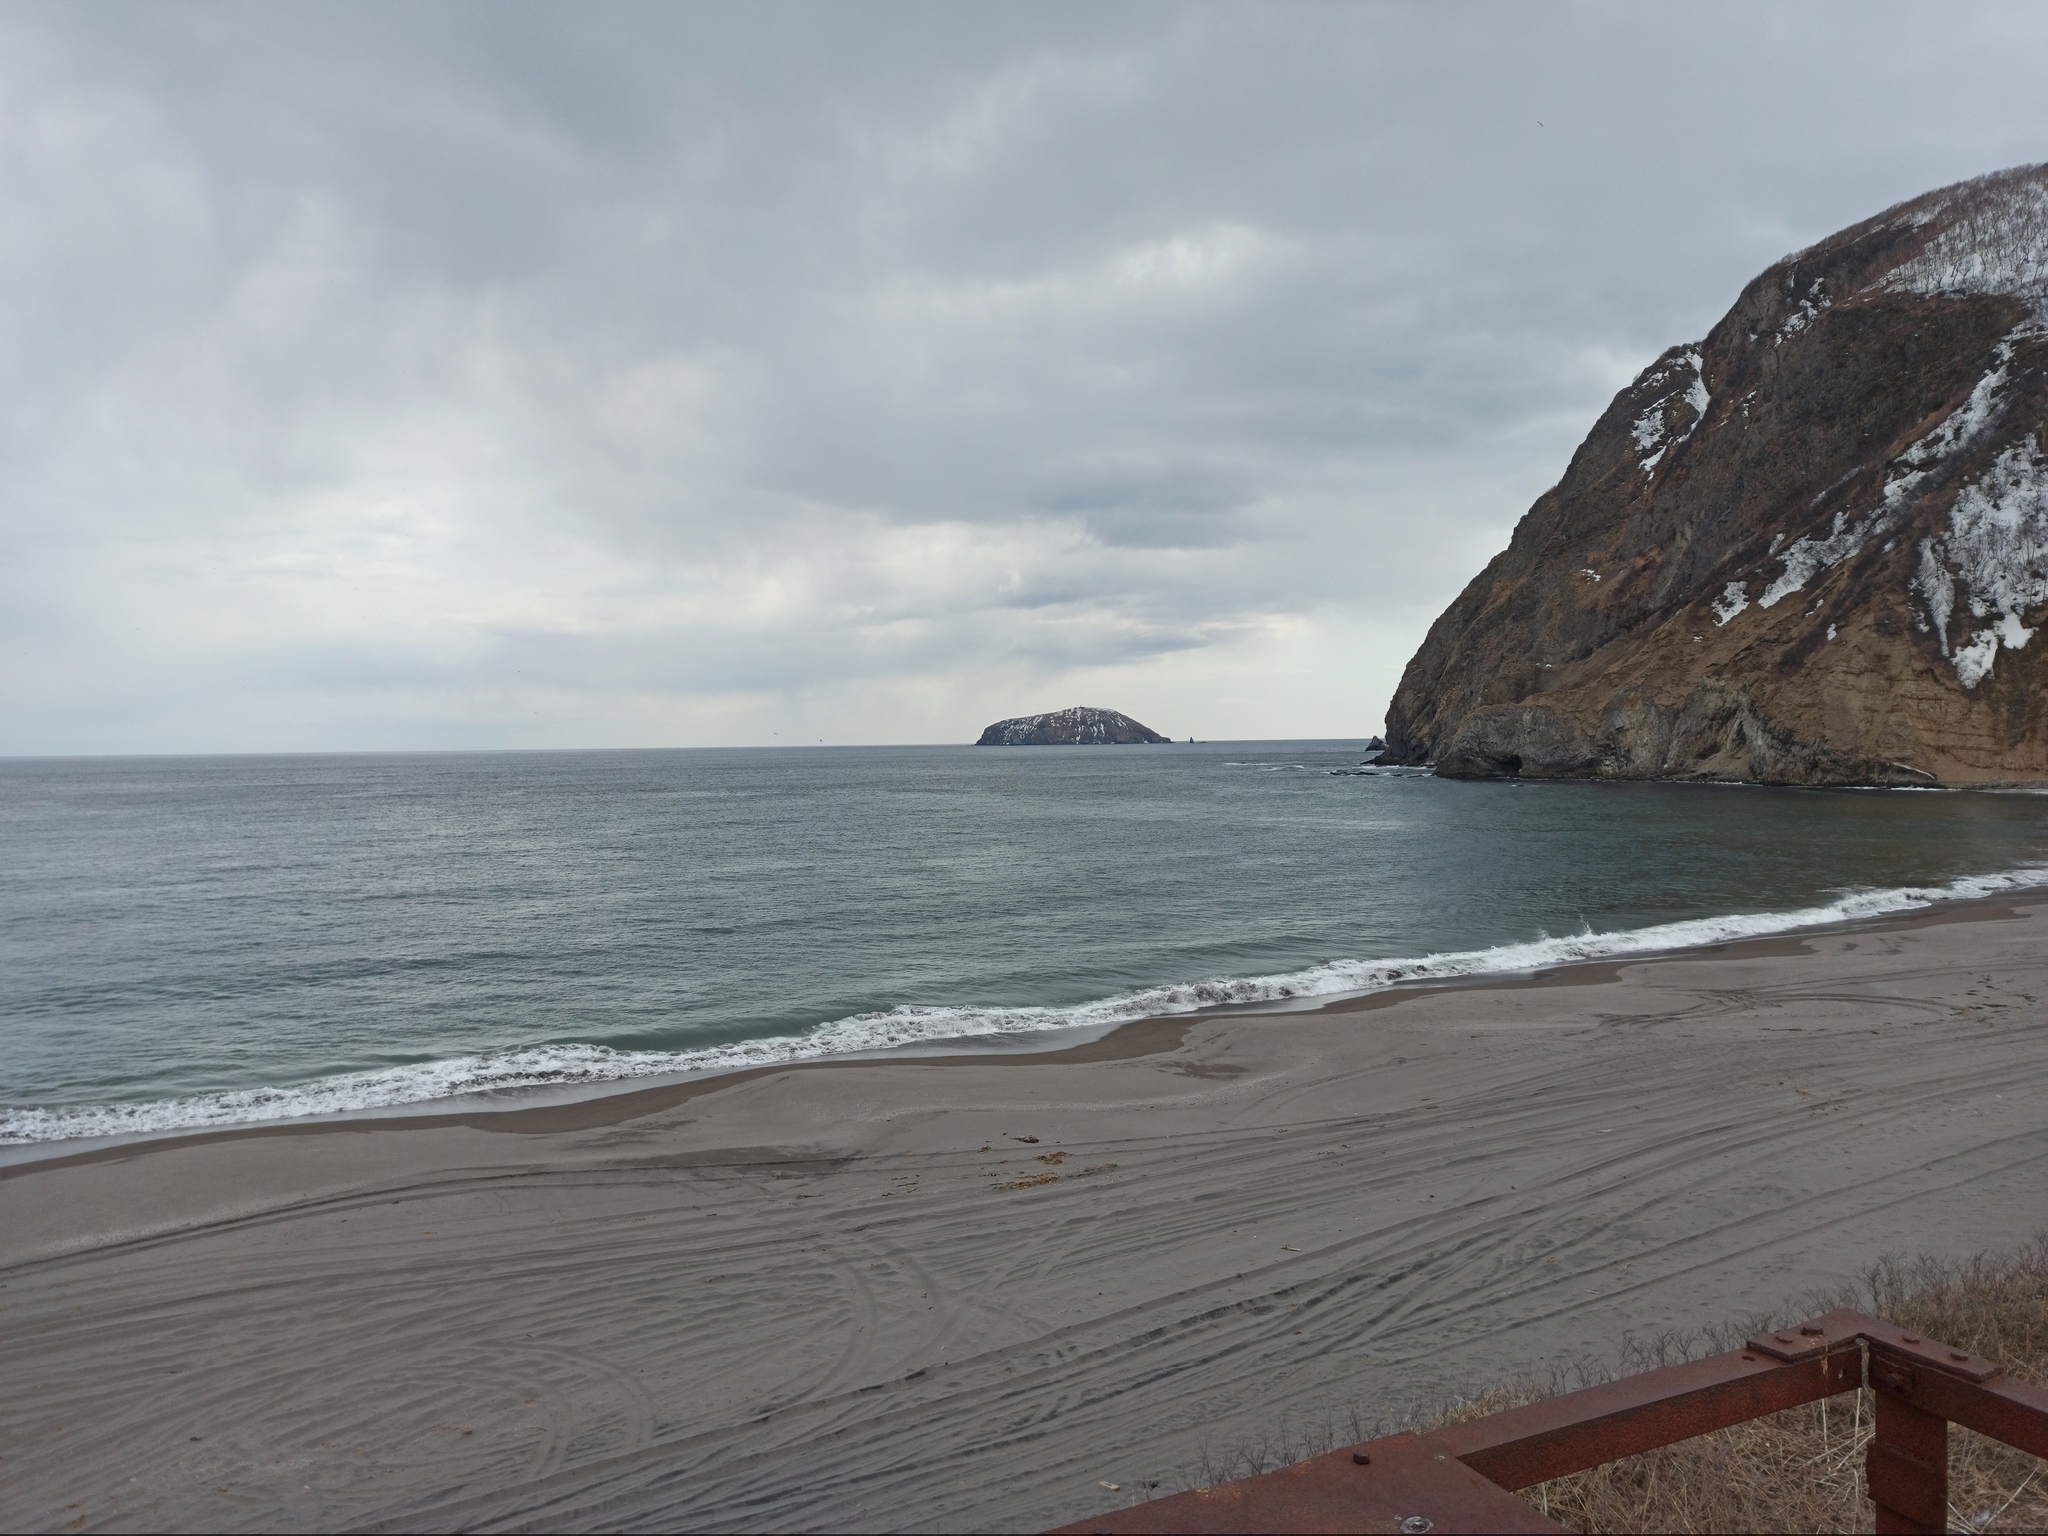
[[6, 2, 2048, 754]]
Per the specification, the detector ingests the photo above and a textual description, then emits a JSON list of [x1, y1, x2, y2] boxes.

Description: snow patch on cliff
[[1764, 327, 2035, 619], [1913, 538, 1955, 644], [1775, 278, 1831, 345], [1881, 328, 2033, 509], [1632, 348, 1709, 476], [1759, 509, 1887, 609], [1711, 582, 1749, 625], [1915, 435, 2048, 687], [1884, 174, 2048, 314]]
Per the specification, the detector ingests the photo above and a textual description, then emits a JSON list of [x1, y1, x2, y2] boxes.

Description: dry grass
[[1176, 1240, 2048, 1533], [1431, 1240, 2048, 1534]]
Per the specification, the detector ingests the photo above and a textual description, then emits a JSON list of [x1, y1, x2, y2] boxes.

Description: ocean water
[[5, 743, 2048, 1146]]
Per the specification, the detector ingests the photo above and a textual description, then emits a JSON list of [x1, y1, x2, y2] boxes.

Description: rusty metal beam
[[1869, 1382, 1947, 1536], [1423, 1344, 1859, 1491], [1853, 1312, 2048, 1467], [1046, 1431, 1565, 1536], [1050, 1307, 2048, 1535], [1869, 1352, 2048, 1462]]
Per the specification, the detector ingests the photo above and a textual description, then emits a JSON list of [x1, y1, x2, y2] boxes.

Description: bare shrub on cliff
[[1884, 164, 2048, 309]]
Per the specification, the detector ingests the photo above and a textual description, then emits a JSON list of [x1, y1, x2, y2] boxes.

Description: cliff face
[[976, 706, 1169, 745], [1385, 164, 2048, 785]]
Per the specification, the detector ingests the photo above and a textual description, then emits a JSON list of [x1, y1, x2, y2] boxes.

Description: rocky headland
[[1385, 163, 2048, 785], [976, 706, 1170, 745]]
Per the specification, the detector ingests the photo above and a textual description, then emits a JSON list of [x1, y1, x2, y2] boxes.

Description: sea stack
[[976, 706, 1170, 745], [1384, 163, 2048, 785]]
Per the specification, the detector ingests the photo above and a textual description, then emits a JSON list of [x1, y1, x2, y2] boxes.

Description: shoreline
[[7, 891, 2048, 1532], [5, 883, 2036, 1176]]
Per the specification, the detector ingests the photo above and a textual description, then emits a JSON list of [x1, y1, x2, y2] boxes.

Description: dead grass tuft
[[1176, 1240, 2048, 1532], [1433, 1239, 2048, 1534]]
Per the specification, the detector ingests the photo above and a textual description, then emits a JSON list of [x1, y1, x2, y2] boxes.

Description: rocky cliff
[[976, 706, 1170, 745], [1385, 164, 2048, 785]]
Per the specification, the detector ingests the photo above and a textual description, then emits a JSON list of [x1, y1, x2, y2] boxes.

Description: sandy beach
[[6, 897, 2048, 1534]]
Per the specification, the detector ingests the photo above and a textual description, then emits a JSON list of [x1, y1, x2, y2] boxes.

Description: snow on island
[[975, 707, 1172, 746]]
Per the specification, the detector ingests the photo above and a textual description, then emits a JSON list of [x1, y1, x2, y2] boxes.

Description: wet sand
[[6, 898, 2048, 1533]]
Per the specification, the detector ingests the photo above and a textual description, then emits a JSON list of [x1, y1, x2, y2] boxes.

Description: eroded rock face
[[975, 706, 1170, 745], [1384, 163, 2048, 785]]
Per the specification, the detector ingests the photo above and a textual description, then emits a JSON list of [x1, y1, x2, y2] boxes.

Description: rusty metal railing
[[1052, 1308, 2048, 1535]]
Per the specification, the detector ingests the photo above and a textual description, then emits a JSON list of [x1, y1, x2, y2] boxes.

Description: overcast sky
[[4, 2, 2046, 752]]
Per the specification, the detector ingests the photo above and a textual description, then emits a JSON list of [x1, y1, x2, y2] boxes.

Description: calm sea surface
[[6, 743, 2048, 1143]]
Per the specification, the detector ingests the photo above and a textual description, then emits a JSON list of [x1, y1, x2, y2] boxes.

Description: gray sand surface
[[6, 900, 2048, 1533]]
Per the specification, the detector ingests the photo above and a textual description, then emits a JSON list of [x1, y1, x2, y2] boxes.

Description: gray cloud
[[5, 1, 2048, 750]]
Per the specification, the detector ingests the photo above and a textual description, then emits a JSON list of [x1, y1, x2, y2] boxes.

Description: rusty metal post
[[1868, 1347, 1948, 1536], [1056, 1310, 2048, 1536]]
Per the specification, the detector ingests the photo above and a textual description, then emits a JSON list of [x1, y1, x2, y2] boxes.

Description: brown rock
[[975, 706, 1170, 745], [1385, 164, 2048, 785]]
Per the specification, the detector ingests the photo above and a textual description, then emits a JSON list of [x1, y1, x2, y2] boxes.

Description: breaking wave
[[7, 863, 2044, 1146]]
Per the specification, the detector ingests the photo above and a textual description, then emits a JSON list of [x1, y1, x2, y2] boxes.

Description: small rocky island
[[976, 706, 1171, 745]]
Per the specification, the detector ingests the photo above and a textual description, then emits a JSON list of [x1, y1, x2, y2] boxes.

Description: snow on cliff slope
[[1885, 175, 2048, 311], [1384, 163, 2048, 784]]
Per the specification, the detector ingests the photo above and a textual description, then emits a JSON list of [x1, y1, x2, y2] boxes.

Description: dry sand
[[5, 899, 2048, 1534]]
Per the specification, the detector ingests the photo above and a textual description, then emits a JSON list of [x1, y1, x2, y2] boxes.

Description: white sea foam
[[9, 863, 2046, 1147]]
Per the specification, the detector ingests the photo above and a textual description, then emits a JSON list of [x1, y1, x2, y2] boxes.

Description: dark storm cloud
[[4, 1, 2047, 749]]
